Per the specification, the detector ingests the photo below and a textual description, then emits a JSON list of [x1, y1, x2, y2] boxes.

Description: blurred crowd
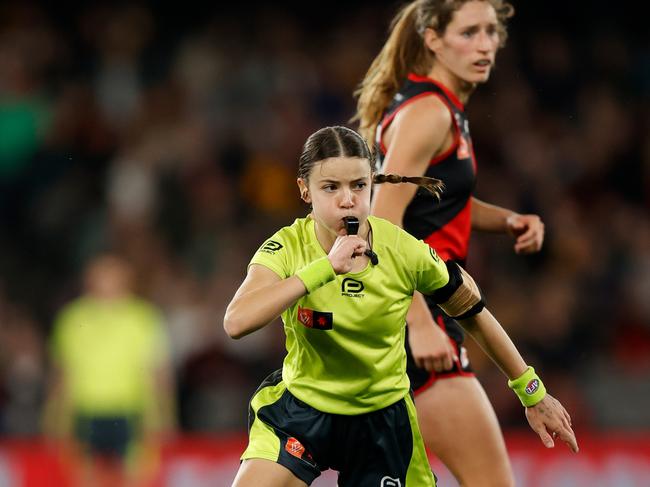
[[0, 0, 648, 444]]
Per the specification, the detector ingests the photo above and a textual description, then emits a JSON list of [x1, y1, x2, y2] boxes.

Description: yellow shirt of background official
[[51, 296, 168, 415]]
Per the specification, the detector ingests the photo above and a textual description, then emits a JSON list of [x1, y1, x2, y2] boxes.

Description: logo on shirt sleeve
[[380, 477, 401, 487], [297, 306, 333, 330], [260, 240, 284, 254], [429, 247, 440, 263]]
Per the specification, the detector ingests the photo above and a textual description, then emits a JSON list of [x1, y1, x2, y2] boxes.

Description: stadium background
[[0, 0, 648, 485]]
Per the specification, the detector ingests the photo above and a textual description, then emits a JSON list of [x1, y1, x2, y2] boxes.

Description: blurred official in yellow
[[44, 253, 175, 487]]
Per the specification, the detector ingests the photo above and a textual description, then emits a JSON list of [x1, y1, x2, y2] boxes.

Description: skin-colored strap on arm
[[432, 261, 485, 319]]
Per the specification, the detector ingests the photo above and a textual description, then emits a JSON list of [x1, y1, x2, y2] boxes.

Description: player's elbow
[[223, 307, 247, 339]]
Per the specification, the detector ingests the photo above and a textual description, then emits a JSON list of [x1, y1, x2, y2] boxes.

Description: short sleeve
[[399, 230, 450, 295], [248, 229, 292, 279]]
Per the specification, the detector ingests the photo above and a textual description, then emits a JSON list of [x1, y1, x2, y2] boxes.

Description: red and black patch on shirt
[[297, 306, 333, 330]]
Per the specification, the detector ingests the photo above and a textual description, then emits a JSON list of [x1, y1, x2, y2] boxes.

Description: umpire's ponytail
[[374, 173, 444, 200]]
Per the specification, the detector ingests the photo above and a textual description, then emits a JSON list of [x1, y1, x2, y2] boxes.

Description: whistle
[[343, 216, 360, 235], [342, 216, 379, 265]]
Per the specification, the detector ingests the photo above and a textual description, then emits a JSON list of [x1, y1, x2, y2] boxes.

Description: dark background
[[0, 0, 648, 437]]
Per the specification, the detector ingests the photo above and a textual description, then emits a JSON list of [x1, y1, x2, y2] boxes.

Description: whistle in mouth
[[343, 216, 360, 236], [342, 216, 379, 265]]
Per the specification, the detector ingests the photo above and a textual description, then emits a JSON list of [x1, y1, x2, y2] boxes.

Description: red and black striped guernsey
[[376, 73, 477, 264]]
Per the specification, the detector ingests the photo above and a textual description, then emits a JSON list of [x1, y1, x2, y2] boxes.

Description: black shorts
[[74, 414, 140, 459], [242, 369, 436, 486], [406, 297, 474, 394]]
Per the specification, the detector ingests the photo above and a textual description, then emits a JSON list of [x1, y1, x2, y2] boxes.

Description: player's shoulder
[[396, 92, 451, 126], [391, 94, 452, 151]]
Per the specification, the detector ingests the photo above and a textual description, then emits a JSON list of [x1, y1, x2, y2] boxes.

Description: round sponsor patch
[[525, 378, 539, 395]]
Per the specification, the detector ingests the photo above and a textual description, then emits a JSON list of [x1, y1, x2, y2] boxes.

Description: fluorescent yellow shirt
[[51, 296, 168, 415], [249, 215, 449, 414]]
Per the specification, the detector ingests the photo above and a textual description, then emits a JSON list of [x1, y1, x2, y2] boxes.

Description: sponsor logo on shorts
[[341, 278, 364, 297], [260, 240, 283, 254], [380, 476, 401, 487], [525, 378, 539, 395], [285, 437, 305, 459]]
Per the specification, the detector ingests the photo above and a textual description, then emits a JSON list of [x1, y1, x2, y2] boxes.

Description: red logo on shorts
[[525, 379, 539, 395], [285, 437, 306, 459]]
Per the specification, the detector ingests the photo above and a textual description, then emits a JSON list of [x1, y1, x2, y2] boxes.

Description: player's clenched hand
[[328, 235, 367, 274], [408, 317, 456, 372], [506, 214, 544, 254], [525, 393, 579, 453]]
